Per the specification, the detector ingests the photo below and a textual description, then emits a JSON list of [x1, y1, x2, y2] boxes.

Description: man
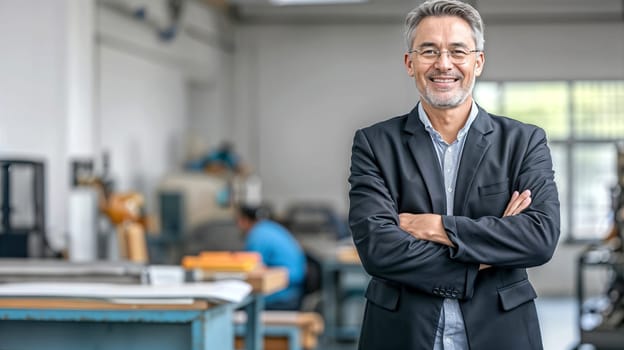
[[236, 205, 307, 310], [348, 1, 560, 349]]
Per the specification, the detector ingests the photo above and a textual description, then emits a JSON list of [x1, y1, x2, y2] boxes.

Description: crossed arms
[[399, 189, 531, 270], [348, 126, 560, 298]]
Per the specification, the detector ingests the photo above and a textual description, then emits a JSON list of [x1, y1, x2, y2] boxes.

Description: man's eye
[[421, 50, 438, 56], [451, 50, 468, 56]]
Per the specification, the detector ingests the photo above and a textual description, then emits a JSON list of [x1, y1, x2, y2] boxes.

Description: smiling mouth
[[429, 77, 460, 83]]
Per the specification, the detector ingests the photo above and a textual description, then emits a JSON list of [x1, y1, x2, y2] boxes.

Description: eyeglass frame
[[407, 47, 483, 64]]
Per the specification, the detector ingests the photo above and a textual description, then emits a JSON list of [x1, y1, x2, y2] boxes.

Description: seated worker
[[236, 205, 307, 310]]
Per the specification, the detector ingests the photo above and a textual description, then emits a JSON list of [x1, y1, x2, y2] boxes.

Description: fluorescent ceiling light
[[270, 0, 367, 5]]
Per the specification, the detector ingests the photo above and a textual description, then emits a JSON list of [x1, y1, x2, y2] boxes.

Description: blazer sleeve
[[443, 127, 561, 269], [349, 129, 479, 299]]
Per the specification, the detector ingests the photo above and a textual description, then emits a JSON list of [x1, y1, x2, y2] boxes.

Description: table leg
[[321, 265, 338, 341], [242, 294, 264, 350], [192, 305, 234, 350]]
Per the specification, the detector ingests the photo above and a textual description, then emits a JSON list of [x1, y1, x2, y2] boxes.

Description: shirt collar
[[417, 101, 479, 143]]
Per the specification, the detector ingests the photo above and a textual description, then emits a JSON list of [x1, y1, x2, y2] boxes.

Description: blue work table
[[297, 235, 369, 344], [0, 298, 238, 350], [0, 263, 288, 350]]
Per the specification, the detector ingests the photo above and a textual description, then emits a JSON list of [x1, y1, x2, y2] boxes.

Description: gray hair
[[405, 0, 484, 51]]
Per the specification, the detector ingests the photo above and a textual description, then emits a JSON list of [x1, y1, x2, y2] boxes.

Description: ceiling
[[204, 0, 624, 24]]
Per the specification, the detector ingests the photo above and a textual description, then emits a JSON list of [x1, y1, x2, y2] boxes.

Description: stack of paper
[[0, 280, 252, 304]]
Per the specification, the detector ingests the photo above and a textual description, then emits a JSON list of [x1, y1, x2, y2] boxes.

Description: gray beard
[[419, 77, 476, 109]]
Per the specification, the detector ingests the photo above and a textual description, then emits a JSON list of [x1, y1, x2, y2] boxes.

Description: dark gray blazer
[[348, 105, 560, 350]]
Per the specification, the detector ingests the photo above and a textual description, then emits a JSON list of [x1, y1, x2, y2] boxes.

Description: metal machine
[[0, 159, 46, 258]]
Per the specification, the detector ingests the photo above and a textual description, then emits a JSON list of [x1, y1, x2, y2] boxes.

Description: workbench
[[0, 260, 288, 350], [297, 234, 368, 343], [0, 297, 237, 350]]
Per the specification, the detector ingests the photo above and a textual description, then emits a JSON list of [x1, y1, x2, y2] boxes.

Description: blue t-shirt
[[245, 220, 306, 307]]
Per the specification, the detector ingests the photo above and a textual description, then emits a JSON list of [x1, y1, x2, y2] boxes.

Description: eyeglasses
[[408, 48, 482, 64]]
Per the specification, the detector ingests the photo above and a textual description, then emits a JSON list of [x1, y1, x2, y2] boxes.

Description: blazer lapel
[[454, 108, 493, 214], [404, 107, 446, 214]]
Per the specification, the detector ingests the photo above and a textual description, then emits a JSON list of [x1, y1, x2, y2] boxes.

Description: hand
[[398, 213, 454, 247], [481, 189, 532, 271], [503, 190, 531, 217]]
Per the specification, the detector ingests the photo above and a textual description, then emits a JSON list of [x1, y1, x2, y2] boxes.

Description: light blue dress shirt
[[418, 101, 478, 350]]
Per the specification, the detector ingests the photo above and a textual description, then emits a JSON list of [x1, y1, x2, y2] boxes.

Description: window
[[474, 81, 624, 241]]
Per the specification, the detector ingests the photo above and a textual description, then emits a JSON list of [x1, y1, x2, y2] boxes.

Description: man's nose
[[433, 51, 454, 69]]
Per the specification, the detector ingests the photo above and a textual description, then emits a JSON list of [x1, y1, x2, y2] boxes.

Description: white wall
[[234, 24, 414, 213], [187, 51, 235, 159], [0, 1, 69, 249], [96, 0, 234, 212], [98, 45, 187, 200]]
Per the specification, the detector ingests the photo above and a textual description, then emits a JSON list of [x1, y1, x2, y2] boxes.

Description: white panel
[[482, 23, 624, 81], [68, 188, 98, 261], [67, 0, 96, 157]]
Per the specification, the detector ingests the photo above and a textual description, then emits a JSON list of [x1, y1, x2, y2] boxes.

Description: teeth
[[432, 78, 455, 82]]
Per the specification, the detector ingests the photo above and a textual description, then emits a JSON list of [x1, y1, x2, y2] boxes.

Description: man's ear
[[404, 53, 415, 77], [474, 51, 485, 77]]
